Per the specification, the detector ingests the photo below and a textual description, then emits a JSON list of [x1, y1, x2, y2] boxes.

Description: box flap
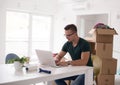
[[89, 29, 96, 34], [89, 28, 118, 35], [96, 28, 118, 35]]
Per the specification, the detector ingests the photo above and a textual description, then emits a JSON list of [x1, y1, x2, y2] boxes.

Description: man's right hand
[[54, 56, 59, 64]]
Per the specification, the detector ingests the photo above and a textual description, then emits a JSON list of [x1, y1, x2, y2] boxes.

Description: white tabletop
[[0, 64, 93, 85]]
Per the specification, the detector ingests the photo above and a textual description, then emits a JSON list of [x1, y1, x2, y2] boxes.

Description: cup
[[14, 61, 22, 70]]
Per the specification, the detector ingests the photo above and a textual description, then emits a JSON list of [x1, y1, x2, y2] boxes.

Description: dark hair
[[64, 24, 77, 32]]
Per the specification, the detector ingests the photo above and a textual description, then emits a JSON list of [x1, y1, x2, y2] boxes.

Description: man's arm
[[57, 51, 90, 66], [54, 51, 66, 65], [69, 51, 90, 66]]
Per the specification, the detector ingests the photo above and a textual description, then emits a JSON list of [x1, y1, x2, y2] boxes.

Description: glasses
[[64, 32, 75, 37]]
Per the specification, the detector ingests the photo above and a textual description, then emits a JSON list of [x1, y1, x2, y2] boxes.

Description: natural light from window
[[6, 11, 52, 61]]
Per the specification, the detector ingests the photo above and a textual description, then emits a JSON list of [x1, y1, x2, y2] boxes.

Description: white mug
[[14, 61, 22, 70]]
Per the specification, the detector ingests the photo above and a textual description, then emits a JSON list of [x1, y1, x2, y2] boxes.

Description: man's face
[[64, 30, 76, 42]]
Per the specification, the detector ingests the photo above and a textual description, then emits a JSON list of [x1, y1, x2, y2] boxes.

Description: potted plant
[[14, 57, 28, 64], [13, 56, 28, 70]]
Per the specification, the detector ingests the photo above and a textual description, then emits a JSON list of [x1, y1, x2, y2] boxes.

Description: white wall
[[53, 4, 77, 52], [2, 0, 57, 14], [0, 0, 6, 64]]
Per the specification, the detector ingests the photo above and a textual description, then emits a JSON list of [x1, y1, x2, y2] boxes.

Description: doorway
[[76, 13, 109, 38]]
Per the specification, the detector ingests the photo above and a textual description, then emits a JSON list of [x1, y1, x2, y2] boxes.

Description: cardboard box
[[95, 35, 113, 43], [100, 58, 117, 75], [87, 41, 96, 55], [97, 74, 115, 85], [96, 43, 113, 58], [90, 28, 117, 43], [95, 28, 117, 35]]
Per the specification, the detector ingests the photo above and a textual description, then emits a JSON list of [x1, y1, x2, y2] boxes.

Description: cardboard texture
[[100, 58, 117, 75], [78, 25, 119, 85], [94, 35, 113, 43], [90, 28, 117, 43], [96, 43, 113, 58], [88, 41, 96, 55], [97, 74, 115, 85], [87, 28, 118, 85], [89, 28, 118, 35], [95, 28, 117, 35]]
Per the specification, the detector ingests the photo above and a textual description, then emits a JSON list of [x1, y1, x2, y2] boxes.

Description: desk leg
[[85, 68, 93, 85], [45, 81, 54, 85]]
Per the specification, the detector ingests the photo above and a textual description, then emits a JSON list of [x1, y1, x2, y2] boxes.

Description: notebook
[[35, 49, 59, 67]]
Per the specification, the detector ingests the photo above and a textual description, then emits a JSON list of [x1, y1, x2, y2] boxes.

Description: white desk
[[0, 64, 93, 85]]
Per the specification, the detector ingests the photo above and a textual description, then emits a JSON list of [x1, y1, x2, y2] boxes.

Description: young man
[[54, 24, 93, 85]]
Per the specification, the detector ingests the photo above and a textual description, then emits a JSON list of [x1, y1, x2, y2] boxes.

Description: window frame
[[5, 10, 53, 60]]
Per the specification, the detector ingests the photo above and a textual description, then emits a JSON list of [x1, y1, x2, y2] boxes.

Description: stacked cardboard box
[[87, 28, 117, 85]]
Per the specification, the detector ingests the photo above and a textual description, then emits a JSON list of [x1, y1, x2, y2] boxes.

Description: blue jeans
[[55, 74, 85, 85]]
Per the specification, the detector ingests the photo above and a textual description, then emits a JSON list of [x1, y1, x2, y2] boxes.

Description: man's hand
[[54, 56, 59, 64], [56, 61, 68, 66]]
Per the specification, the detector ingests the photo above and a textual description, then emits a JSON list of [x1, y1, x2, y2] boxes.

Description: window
[[6, 11, 52, 61]]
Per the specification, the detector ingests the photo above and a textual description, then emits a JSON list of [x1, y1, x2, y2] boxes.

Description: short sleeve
[[82, 41, 91, 52], [62, 42, 69, 52]]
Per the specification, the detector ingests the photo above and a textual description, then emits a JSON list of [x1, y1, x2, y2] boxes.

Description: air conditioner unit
[[58, 0, 88, 3], [58, 0, 89, 10]]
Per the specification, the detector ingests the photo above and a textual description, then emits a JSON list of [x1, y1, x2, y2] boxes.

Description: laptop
[[35, 49, 59, 67]]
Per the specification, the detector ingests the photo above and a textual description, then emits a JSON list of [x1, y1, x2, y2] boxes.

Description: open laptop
[[35, 49, 59, 67]]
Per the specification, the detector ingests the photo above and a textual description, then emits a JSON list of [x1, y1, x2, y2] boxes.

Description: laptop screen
[[35, 49, 56, 66]]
